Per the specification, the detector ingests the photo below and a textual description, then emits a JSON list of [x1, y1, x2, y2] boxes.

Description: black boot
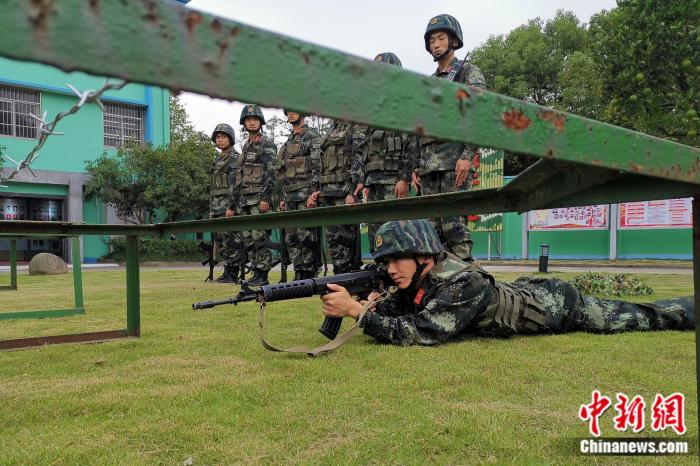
[[247, 269, 269, 286], [215, 266, 239, 284]]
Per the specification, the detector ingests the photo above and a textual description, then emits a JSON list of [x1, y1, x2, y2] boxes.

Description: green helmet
[[424, 14, 463, 52], [374, 52, 402, 67], [211, 123, 235, 144], [373, 219, 444, 262], [283, 108, 306, 117], [239, 104, 266, 125]]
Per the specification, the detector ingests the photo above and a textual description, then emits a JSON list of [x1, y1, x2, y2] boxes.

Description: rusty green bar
[[9, 238, 17, 290], [125, 235, 140, 337], [71, 236, 84, 309], [0, 0, 697, 184], [0, 308, 84, 321]]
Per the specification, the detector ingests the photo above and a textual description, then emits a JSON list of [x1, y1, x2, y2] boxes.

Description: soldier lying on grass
[[320, 219, 694, 346]]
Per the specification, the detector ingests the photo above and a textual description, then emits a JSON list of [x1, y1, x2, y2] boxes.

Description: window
[[103, 102, 145, 147], [0, 85, 41, 139]]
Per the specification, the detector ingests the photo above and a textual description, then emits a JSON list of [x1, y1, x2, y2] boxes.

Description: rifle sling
[[258, 299, 372, 357]]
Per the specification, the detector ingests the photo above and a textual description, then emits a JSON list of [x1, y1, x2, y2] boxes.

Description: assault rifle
[[198, 233, 218, 282], [193, 266, 383, 340]]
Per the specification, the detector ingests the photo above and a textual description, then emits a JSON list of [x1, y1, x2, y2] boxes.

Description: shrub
[[105, 237, 206, 262], [572, 272, 653, 297]]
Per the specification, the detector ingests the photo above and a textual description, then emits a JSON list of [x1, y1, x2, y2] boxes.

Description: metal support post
[[71, 236, 84, 309], [692, 197, 700, 449], [125, 235, 140, 336], [9, 239, 17, 290]]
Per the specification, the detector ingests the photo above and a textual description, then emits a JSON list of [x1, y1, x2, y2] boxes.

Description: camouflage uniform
[[361, 220, 695, 346], [418, 15, 487, 261], [319, 120, 367, 274], [209, 125, 243, 278], [278, 123, 323, 278], [365, 52, 417, 251], [234, 105, 277, 285]]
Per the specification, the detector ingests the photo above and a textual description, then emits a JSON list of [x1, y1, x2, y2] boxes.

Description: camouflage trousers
[[284, 198, 319, 274], [514, 277, 694, 333], [239, 204, 273, 272], [420, 171, 473, 261], [366, 183, 396, 253], [320, 195, 360, 274], [211, 213, 243, 267]]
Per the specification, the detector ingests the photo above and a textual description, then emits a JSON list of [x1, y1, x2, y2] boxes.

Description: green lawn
[[0, 269, 696, 465]]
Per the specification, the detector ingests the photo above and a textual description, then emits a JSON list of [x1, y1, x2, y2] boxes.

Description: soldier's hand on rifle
[[411, 170, 421, 192], [321, 283, 362, 319], [394, 180, 409, 198], [359, 290, 381, 311], [260, 200, 270, 213], [225, 208, 235, 218], [279, 200, 286, 211], [455, 159, 471, 188], [307, 191, 320, 208]]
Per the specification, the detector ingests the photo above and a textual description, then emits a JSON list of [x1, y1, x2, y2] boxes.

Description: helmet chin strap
[[408, 258, 427, 291], [290, 116, 301, 125], [432, 49, 451, 62]]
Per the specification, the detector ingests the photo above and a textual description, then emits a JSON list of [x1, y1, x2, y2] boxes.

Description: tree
[[85, 94, 215, 223], [305, 115, 333, 137], [589, 0, 699, 145]]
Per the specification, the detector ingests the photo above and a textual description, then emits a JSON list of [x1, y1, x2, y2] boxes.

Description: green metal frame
[[0, 236, 84, 320], [0, 0, 697, 442]]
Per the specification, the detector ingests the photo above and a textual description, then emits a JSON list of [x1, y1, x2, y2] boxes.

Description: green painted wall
[[618, 229, 691, 259], [0, 182, 67, 197], [82, 195, 109, 261]]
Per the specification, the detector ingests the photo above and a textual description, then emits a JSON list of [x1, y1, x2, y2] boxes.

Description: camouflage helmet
[[373, 219, 444, 262], [374, 52, 402, 67], [211, 123, 236, 144], [423, 14, 464, 52], [239, 104, 266, 125], [283, 108, 306, 118]]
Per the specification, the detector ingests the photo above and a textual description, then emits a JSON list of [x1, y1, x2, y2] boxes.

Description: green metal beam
[[0, 308, 84, 321], [0, 0, 697, 185]]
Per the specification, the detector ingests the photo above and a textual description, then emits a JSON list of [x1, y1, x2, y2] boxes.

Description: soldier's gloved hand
[[321, 283, 362, 319], [260, 200, 270, 213], [455, 159, 471, 188], [225, 208, 235, 218], [307, 191, 320, 208], [411, 170, 421, 191], [394, 180, 409, 198], [344, 194, 356, 205], [279, 200, 286, 211]]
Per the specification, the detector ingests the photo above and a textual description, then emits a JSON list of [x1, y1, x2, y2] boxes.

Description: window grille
[[0, 85, 40, 139], [103, 102, 145, 147]]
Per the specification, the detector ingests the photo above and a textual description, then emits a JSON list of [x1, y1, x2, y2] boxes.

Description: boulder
[[28, 253, 69, 275]]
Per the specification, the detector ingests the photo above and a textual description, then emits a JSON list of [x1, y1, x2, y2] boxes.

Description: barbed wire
[[0, 79, 128, 187]]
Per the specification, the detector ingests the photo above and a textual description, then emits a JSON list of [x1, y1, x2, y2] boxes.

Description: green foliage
[[105, 237, 206, 262], [85, 94, 215, 223], [572, 272, 653, 296], [589, 0, 699, 145]]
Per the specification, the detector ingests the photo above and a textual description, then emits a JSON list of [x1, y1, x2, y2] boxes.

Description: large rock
[[28, 253, 69, 275]]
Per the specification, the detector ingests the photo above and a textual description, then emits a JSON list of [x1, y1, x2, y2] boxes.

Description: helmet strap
[[409, 258, 427, 290], [432, 49, 451, 63]]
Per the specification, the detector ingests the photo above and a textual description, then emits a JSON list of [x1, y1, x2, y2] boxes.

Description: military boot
[[215, 266, 239, 284], [247, 269, 269, 287]]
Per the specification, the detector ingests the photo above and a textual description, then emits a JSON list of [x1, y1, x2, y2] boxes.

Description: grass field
[[0, 268, 697, 465]]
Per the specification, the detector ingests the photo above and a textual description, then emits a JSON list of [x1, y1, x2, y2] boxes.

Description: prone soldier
[[232, 105, 277, 286], [414, 14, 487, 261], [365, 52, 416, 250], [320, 219, 695, 346], [278, 110, 323, 280], [209, 123, 243, 283], [309, 120, 366, 274]]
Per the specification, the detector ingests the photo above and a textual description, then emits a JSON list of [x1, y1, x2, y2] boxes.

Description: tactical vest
[[429, 255, 548, 335], [365, 129, 403, 176], [282, 132, 310, 192], [237, 136, 265, 197], [210, 150, 233, 197], [320, 123, 353, 185]]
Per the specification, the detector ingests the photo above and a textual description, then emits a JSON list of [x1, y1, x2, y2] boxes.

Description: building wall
[[0, 57, 170, 262]]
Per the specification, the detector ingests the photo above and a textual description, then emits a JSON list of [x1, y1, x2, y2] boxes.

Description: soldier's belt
[[366, 160, 400, 172], [242, 186, 263, 195], [320, 173, 348, 184], [286, 180, 311, 192]]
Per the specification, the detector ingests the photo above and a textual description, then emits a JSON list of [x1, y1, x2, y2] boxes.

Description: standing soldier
[[414, 14, 487, 261], [308, 120, 366, 274], [233, 105, 277, 286], [365, 52, 415, 250], [210, 123, 243, 283], [278, 109, 323, 280]]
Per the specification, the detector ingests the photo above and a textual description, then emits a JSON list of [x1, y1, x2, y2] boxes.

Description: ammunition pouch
[[480, 282, 548, 334]]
